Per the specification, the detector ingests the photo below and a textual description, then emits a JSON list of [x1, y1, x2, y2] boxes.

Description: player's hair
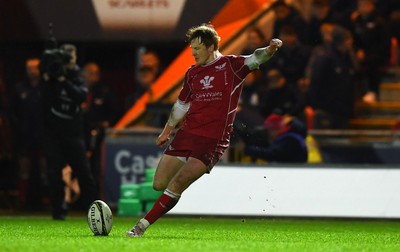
[[186, 23, 221, 50]]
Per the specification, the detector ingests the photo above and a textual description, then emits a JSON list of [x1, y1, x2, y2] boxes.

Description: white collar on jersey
[[200, 53, 223, 67]]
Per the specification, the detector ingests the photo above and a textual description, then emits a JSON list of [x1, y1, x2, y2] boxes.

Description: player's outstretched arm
[[156, 100, 190, 147], [245, 38, 283, 70]]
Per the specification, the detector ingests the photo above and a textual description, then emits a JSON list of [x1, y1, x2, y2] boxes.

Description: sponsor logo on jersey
[[215, 62, 226, 71], [194, 91, 223, 100], [200, 75, 214, 90]]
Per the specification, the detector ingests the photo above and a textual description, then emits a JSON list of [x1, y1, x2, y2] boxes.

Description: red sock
[[144, 189, 180, 224]]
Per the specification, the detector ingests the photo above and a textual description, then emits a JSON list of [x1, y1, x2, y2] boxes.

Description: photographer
[[40, 44, 97, 220]]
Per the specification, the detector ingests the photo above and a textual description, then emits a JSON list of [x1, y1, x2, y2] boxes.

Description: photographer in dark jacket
[[40, 44, 97, 220], [244, 114, 308, 163]]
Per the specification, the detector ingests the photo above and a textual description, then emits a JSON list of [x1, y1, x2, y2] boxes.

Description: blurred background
[[1, 0, 400, 217]]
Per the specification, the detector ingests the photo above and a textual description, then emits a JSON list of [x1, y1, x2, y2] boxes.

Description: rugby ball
[[87, 200, 113, 236]]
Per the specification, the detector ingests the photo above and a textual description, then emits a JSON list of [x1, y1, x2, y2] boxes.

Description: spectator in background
[[244, 113, 308, 163], [259, 69, 306, 119], [326, 0, 356, 29], [351, 0, 391, 103], [125, 48, 161, 111], [308, 0, 335, 46], [81, 62, 119, 192], [305, 23, 335, 78], [309, 25, 357, 129], [239, 26, 268, 111], [302, 22, 336, 93], [265, 25, 311, 89], [241, 26, 267, 55], [271, 1, 308, 44], [40, 44, 97, 220], [10, 57, 47, 210]]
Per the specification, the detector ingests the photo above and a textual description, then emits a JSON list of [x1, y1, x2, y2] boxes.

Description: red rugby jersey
[[178, 55, 251, 143]]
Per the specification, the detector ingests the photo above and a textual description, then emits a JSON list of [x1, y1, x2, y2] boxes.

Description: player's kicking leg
[[127, 156, 208, 237], [126, 155, 182, 237]]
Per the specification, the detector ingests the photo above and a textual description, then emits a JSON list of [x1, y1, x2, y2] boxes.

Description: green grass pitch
[[0, 216, 399, 252]]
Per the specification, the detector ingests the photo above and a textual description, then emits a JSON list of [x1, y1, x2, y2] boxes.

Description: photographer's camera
[[39, 23, 72, 80], [40, 48, 71, 80]]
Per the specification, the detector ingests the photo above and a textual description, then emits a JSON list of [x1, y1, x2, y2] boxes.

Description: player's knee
[[169, 173, 191, 191], [174, 173, 188, 185], [153, 179, 167, 191]]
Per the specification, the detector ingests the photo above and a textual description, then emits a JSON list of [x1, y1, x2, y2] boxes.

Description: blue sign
[[104, 135, 163, 205]]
